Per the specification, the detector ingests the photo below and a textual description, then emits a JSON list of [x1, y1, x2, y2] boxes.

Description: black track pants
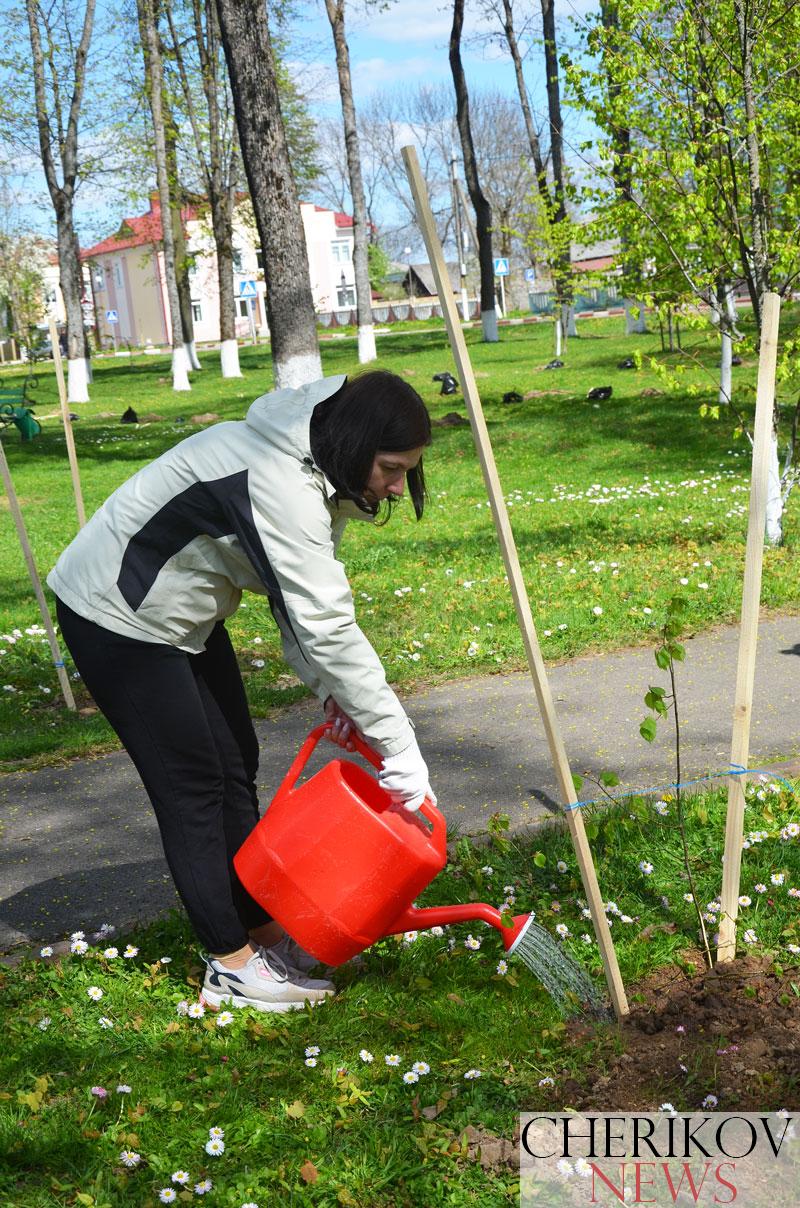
[[56, 599, 270, 953]]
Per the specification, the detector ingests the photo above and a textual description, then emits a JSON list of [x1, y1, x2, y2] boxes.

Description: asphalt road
[[2, 615, 799, 951]]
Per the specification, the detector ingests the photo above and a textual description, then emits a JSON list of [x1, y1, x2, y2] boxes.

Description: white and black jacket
[[47, 375, 415, 756]]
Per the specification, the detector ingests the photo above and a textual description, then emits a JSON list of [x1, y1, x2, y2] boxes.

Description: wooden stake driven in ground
[[401, 144, 629, 1020], [49, 317, 86, 529], [0, 438, 76, 711], [717, 292, 781, 963]]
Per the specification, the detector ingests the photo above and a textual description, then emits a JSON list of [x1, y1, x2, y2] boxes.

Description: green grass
[[2, 312, 800, 767], [2, 777, 799, 1206]]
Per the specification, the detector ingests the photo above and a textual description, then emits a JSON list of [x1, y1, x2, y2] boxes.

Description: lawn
[[2, 311, 799, 768], [3, 314, 800, 1203], [2, 773, 799, 1206]]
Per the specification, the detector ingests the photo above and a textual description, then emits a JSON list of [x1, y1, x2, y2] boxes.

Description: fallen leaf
[[286, 1100, 305, 1119], [300, 1159, 319, 1184]]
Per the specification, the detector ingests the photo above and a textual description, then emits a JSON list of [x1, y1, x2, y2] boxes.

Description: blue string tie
[[565, 763, 796, 811]]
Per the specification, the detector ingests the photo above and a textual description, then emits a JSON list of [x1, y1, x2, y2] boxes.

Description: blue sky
[[285, 0, 595, 123], [12, 0, 599, 245]]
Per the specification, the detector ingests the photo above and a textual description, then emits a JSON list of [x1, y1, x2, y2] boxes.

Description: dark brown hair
[[310, 370, 432, 519]]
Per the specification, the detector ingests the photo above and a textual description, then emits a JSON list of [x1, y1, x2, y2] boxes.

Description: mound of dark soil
[[568, 953, 800, 1111]]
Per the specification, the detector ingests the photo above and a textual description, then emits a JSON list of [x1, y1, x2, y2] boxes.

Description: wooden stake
[[49, 317, 86, 528], [0, 437, 76, 710], [717, 292, 781, 962], [402, 144, 629, 1020]]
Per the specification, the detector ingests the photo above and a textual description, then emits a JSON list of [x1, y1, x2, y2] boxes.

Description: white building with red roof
[[81, 195, 355, 350]]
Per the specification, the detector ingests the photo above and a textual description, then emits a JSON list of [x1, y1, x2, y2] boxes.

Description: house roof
[[407, 261, 460, 296], [312, 205, 353, 229], [81, 194, 202, 260]]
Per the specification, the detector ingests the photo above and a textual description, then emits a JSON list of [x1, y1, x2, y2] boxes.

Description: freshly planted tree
[[215, 0, 321, 387]]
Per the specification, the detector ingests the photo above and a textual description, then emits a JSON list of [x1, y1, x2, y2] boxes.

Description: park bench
[[0, 374, 40, 441]]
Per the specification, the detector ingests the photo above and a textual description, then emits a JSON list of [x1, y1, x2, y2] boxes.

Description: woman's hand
[[323, 696, 358, 751], [378, 736, 436, 812]]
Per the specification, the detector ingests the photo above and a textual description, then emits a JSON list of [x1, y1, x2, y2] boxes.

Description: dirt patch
[[564, 953, 800, 1111]]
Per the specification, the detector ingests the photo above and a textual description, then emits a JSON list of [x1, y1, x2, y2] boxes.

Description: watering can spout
[[385, 902, 532, 949]]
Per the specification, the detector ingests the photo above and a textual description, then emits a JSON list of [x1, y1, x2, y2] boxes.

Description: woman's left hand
[[323, 697, 358, 750]]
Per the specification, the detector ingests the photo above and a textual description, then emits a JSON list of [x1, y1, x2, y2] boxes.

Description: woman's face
[[363, 446, 425, 504]]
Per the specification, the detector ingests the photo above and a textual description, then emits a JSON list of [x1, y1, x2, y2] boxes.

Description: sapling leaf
[[640, 717, 658, 742], [668, 642, 686, 661], [572, 773, 584, 792], [533, 851, 547, 867], [600, 771, 620, 787], [655, 647, 671, 670]]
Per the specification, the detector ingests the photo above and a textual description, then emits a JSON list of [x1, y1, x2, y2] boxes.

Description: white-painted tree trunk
[[481, 309, 499, 342], [565, 303, 577, 337], [554, 316, 562, 358], [357, 323, 377, 363], [624, 299, 647, 334], [766, 428, 783, 545], [86, 357, 93, 384], [220, 339, 243, 378], [171, 344, 192, 391], [274, 350, 323, 390], [67, 356, 90, 403], [719, 325, 732, 407], [185, 340, 202, 370]]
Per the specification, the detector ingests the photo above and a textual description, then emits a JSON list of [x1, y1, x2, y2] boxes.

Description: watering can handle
[[273, 725, 442, 838], [273, 722, 383, 806]]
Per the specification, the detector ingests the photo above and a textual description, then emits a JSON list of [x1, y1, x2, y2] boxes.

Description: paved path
[[2, 615, 799, 951]]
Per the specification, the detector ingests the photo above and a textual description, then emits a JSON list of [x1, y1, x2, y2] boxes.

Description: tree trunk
[[450, 0, 497, 342], [138, 0, 191, 390], [324, 0, 376, 363], [599, 0, 644, 337], [766, 428, 783, 545], [211, 190, 241, 377], [215, 0, 321, 387], [167, 0, 241, 377], [734, 0, 770, 334], [500, 0, 548, 195], [540, 0, 572, 316], [25, 0, 96, 402], [58, 208, 90, 401], [163, 96, 201, 372]]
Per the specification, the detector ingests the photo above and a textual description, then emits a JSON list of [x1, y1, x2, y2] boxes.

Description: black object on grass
[[121, 406, 139, 424], [587, 386, 613, 400]]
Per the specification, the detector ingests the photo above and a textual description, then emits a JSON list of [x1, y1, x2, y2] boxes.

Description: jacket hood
[[244, 375, 347, 464]]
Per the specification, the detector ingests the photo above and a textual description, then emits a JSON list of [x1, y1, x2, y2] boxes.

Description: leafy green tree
[[366, 240, 390, 294], [568, 0, 800, 543]]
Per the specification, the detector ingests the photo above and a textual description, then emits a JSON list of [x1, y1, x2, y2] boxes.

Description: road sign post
[[238, 282, 259, 346], [105, 309, 119, 354], [493, 258, 509, 319]]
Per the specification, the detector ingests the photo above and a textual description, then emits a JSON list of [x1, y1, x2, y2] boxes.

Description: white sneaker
[[200, 950, 335, 1013], [262, 933, 322, 976]]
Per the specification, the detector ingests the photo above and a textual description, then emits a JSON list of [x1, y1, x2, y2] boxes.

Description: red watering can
[[234, 725, 535, 966]]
